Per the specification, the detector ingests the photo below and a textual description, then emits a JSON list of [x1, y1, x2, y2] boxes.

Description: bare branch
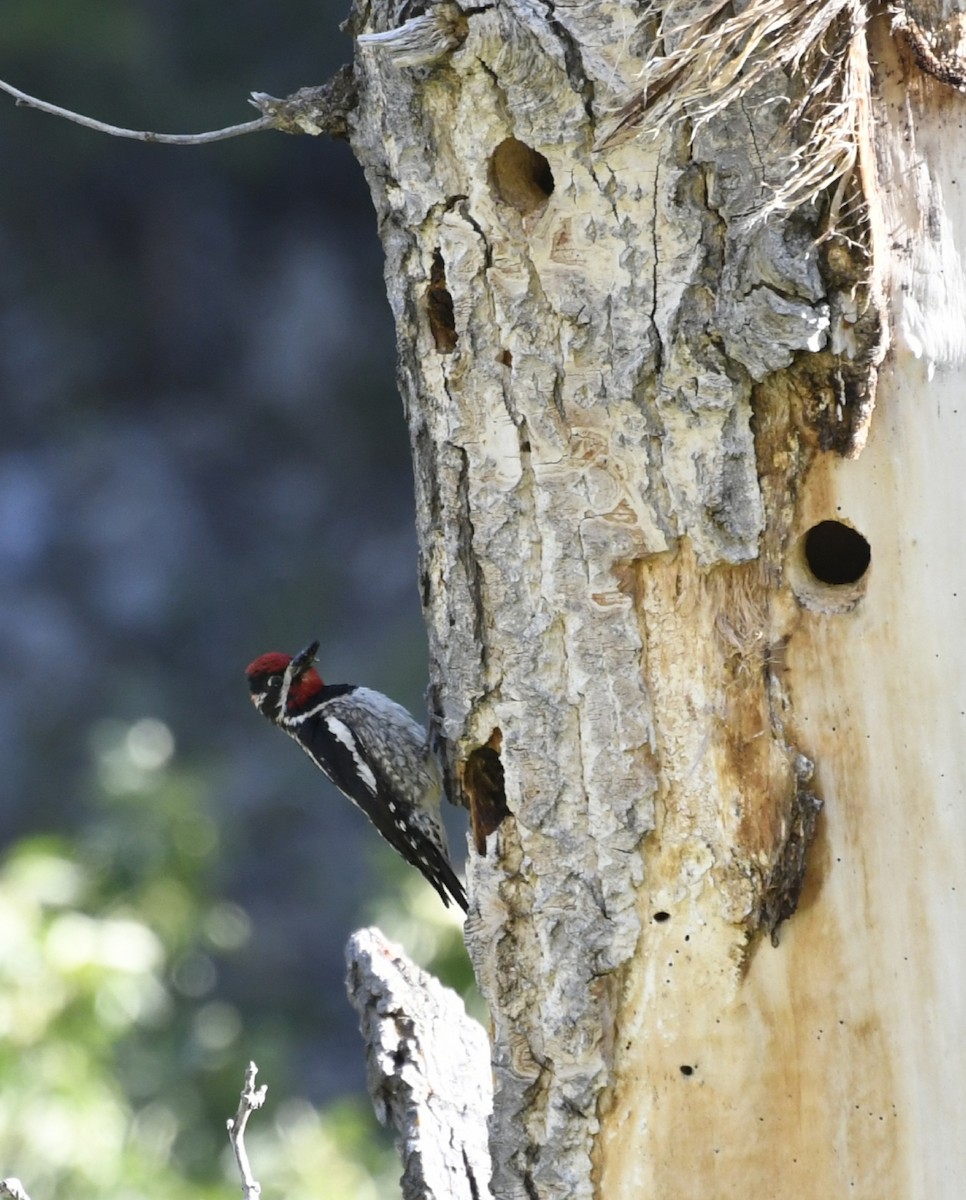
[[0, 77, 273, 144], [346, 927, 492, 1200], [0, 1180, 32, 1200], [226, 1061, 268, 1200], [0, 66, 357, 145]]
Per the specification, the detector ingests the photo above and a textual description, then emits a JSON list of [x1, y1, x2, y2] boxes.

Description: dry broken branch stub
[[0, 1181, 32, 1200], [345, 927, 492, 1200], [249, 66, 359, 139], [355, 3, 469, 67]]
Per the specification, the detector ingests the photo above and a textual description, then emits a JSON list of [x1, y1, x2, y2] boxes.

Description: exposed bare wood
[[344, 0, 966, 1194]]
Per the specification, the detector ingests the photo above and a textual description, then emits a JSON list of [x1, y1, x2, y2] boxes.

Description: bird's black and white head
[[245, 640, 323, 724]]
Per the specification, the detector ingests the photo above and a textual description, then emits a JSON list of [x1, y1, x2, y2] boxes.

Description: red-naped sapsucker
[[245, 641, 467, 911]]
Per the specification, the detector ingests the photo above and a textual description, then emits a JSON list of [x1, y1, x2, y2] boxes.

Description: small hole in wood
[[804, 520, 871, 585], [464, 730, 507, 854], [653, 911, 670, 923], [490, 138, 554, 216], [679, 1064, 694, 1077], [788, 516, 871, 614], [428, 251, 457, 353]]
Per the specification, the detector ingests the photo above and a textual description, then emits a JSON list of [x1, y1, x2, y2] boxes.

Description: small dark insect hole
[[490, 138, 554, 216], [428, 251, 458, 353], [679, 1065, 694, 1077], [804, 521, 871, 585], [653, 911, 671, 923]]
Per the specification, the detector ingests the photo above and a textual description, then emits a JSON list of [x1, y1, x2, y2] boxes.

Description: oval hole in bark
[[679, 1065, 694, 1077], [490, 138, 554, 215], [789, 518, 871, 614], [653, 911, 670, 922], [804, 520, 871, 585]]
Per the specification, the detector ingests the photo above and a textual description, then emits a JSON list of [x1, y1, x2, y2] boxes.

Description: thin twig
[[227, 1061, 268, 1200], [0, 72, 357, 144], [0, 76, 273, 144], [0, 1181, 32, 1200]]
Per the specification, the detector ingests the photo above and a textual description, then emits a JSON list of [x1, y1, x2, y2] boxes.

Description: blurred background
[[0, 3, 475, 1197]]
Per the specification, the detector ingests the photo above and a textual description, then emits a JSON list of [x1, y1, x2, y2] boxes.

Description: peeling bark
[[346, 928, 492, 1200], [344, 0, 966, 1195]]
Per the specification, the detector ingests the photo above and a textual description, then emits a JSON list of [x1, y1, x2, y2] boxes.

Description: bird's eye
[[267, 674, 281, 687]]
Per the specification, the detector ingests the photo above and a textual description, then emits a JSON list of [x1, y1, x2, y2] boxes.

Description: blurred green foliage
[[0, 714, 476, 1198]]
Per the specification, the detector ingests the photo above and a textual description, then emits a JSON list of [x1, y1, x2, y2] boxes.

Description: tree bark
[[345, 0, 966, 1195], [346, 928, 492, 1200]]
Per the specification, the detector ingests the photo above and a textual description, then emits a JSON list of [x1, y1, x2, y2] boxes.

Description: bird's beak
[[290, 640, 320, 680]]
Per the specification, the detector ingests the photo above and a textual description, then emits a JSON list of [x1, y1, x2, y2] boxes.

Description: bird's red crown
[[245, 651, 293, 679], [246, 650, 324, 709]]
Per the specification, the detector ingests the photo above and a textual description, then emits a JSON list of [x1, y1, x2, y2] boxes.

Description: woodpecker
[[245, 641, 467, 911]]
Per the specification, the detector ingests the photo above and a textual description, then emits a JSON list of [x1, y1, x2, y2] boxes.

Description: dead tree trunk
[[344, 0, 966, 1195]]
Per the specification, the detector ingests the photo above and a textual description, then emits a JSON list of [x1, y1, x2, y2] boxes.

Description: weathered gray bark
[[344, 0, 966, 1196], [346, 928, 492, 1200]]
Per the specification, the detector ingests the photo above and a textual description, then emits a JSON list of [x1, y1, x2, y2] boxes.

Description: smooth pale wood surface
[[599, 354, 966, 1197], [599, 22, 966, 1195]]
